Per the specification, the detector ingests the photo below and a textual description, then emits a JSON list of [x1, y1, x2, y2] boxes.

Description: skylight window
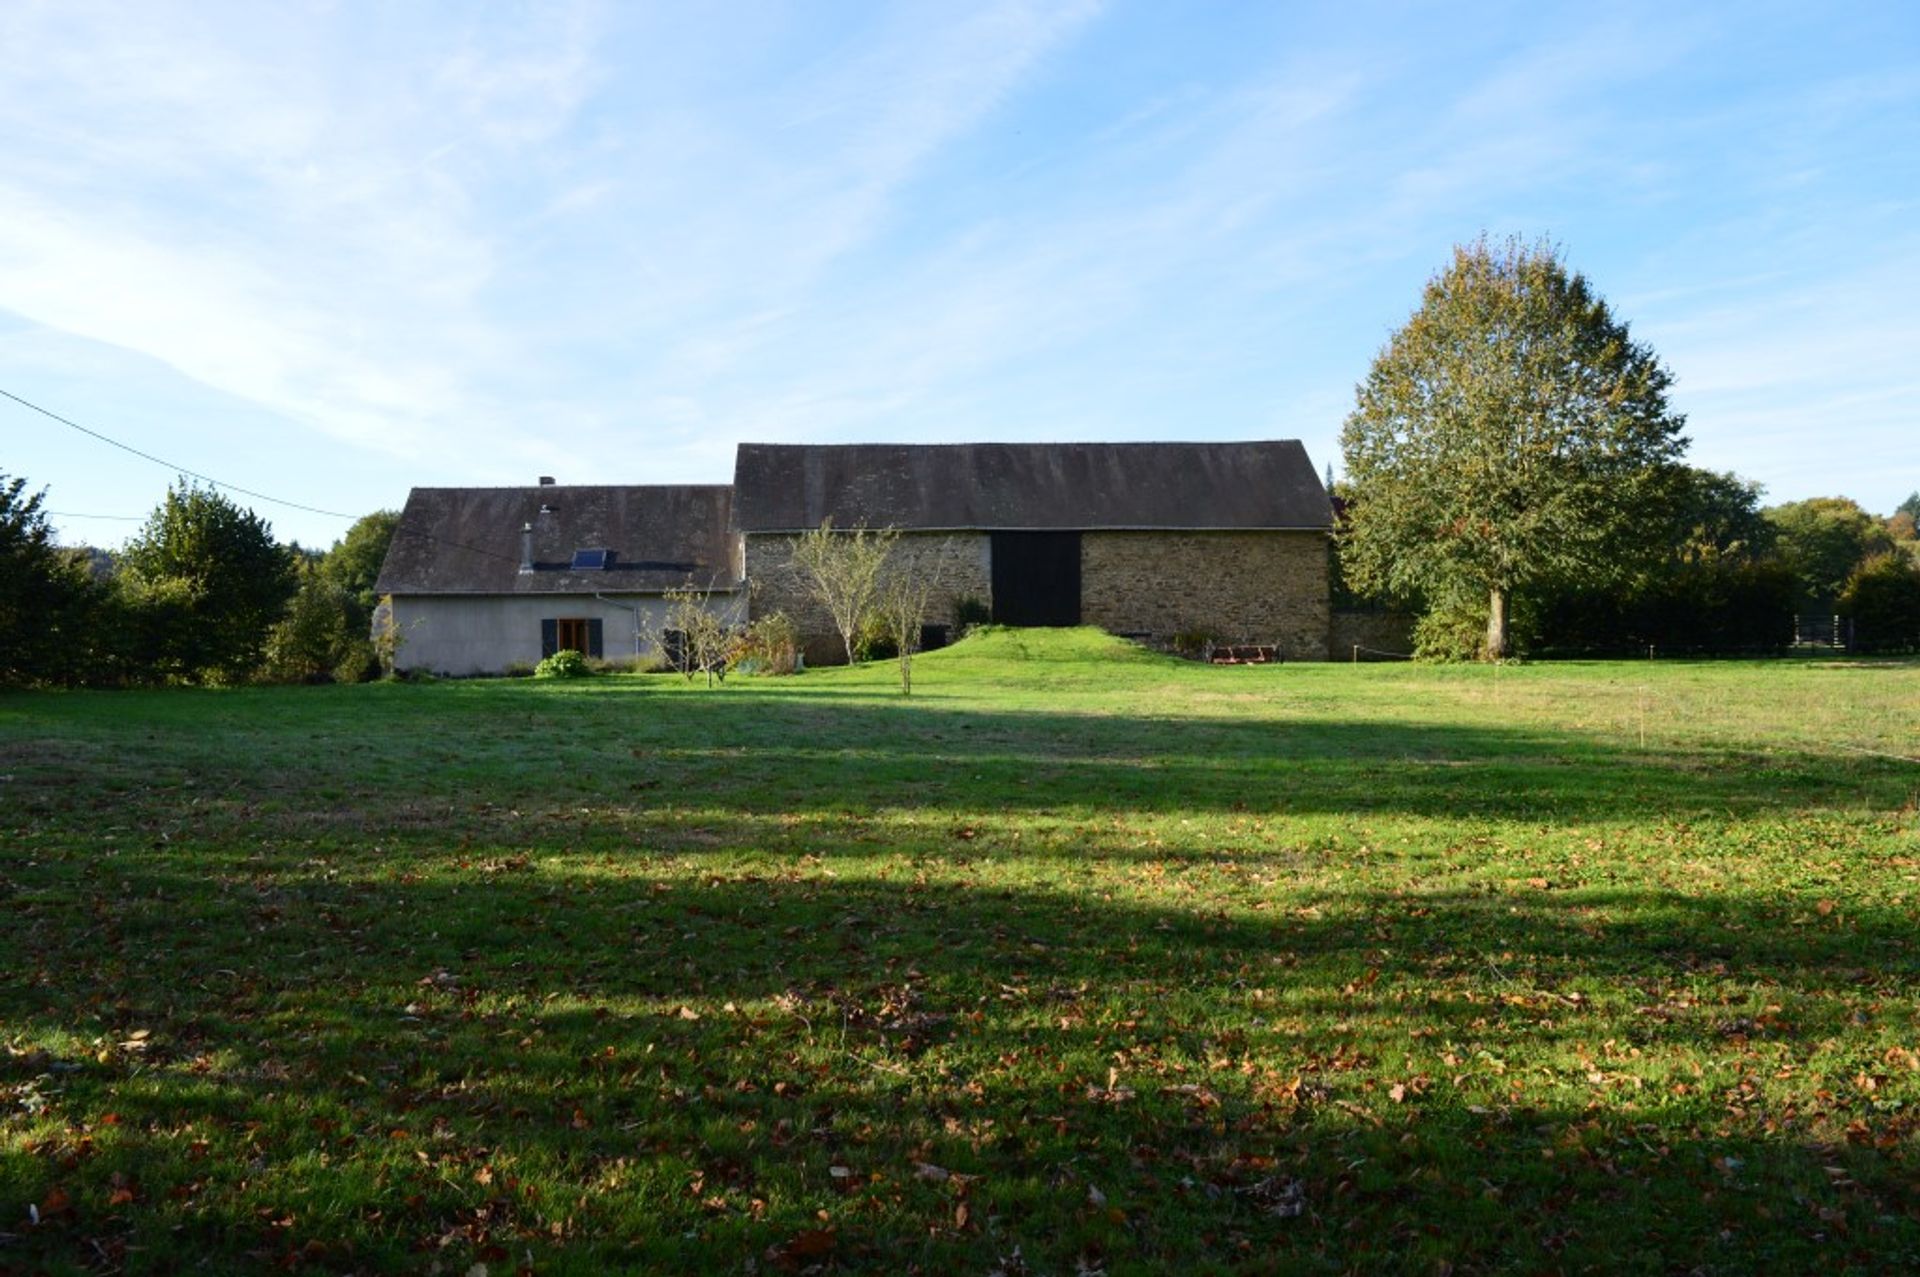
[[570, 547, 609, 571]]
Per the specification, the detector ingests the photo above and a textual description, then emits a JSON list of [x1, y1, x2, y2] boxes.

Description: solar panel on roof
[[570, 547, 609, 570]]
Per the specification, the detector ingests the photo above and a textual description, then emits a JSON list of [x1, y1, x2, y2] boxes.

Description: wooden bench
[[1208, 644, 1280, 665]]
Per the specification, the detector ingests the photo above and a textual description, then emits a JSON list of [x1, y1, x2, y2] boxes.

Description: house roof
[[731, 441, 1332, 533], [375, 484, 740, 596]]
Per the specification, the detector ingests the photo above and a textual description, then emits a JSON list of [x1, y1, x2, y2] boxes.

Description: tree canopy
[[320, 509, 400, 615], [1763, 496, 1893, 611], [0, 474, 101, 685], [121, 481, 297, 682], [1338, 236, 1688, 658]]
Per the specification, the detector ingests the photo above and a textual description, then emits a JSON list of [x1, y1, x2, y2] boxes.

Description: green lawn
[[3, 629, 1918, 1274]]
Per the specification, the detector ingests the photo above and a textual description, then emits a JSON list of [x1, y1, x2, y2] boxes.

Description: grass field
[[3, 629, 1919, 1274]]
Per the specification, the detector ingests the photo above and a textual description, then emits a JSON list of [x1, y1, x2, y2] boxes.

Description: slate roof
[[731, 441, 1332, 533], [375, 485, 740, 595]]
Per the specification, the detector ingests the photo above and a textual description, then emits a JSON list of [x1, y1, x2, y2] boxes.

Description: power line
[[5, 384, 525, 570], [0, 384, 359, 520]]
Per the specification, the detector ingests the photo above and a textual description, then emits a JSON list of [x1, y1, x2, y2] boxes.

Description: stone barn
[[731, 441, 1332, 663], [375, 482, 742, 676]]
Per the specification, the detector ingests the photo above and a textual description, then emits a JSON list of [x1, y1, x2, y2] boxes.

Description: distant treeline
[[2, 472, 396, 688], [1333, 472, 1920, 659]]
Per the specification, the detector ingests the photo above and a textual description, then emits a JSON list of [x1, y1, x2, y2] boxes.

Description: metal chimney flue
[[519, 522, 534, 574]]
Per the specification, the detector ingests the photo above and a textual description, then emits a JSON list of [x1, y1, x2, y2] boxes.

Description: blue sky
[[3, 0, 1916, 550]]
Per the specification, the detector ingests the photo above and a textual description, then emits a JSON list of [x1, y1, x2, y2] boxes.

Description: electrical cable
[[4, 383, 525, 568], [0, 384, 359, 519]]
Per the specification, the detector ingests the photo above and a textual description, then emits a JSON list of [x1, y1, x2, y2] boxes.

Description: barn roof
[[731, 441, 1332, 533], [375, 485, 740, 596]]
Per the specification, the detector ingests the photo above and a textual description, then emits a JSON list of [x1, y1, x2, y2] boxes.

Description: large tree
[[120, 481, 296, 682], [1339, 237, 1687, 658], [320, 509, 399, 618], [0, 473, 103, 685], [1763, 496, 1892, 611]]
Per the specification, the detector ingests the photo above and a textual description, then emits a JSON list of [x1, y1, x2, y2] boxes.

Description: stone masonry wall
[[1080, 531, 1330, 661], [745, 532, 992, 665], [1328, 609, 1417, 661]]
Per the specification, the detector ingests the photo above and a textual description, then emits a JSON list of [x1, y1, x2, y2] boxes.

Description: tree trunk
[[1486, 587, 1509, 660]]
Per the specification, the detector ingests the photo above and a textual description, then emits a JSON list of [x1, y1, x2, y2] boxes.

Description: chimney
[[519, 522, 534, 574], [538, 476, 556, 486]]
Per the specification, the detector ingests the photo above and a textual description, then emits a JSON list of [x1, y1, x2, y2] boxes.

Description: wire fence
[[1349, 644, 1415, 662]]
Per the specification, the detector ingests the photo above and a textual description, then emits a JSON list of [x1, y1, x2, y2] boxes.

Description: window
[[571, 547, 609, 570], [542, 617, 603, 658]]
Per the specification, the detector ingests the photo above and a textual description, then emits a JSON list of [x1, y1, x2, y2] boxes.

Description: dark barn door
[[991, 532, 1081, 626]]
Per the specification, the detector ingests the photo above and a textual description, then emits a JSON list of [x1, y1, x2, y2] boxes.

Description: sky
[[2, 0, 1916, 551]]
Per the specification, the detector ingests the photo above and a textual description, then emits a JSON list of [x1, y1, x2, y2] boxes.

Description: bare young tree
[[874, 541, 949, 696], [787, 519, 899, 665], [655, 585, 737, 688]]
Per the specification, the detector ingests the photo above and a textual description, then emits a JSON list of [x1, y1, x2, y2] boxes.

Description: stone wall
[[1080, 531, 1330, 661], [1328, 609, 1417, 661], [745, 532, 992, 665]]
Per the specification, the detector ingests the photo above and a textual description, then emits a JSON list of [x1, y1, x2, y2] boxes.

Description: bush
[[732, 612, 799, 675], [260, 571, 359, 684], [534, 649, 592, 679], [333, 639, 383, 684], [1412, 598, 1487, 662], [952, 596, 991, 634], [1169, 628, 1220, 659], [853, 612, 896, 662]]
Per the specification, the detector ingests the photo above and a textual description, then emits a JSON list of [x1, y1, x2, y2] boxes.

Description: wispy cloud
[[2, 0, 1915, 545]]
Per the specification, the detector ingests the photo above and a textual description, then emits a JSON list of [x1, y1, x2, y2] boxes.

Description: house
[[374, 482, 742, 676], [731, 441, 1333, 663]]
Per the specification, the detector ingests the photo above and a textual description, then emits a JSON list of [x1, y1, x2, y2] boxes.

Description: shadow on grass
[[5, 845, 1919, 1273], [9, 682, 1913, 831], [3, 665, 1917, 1272]]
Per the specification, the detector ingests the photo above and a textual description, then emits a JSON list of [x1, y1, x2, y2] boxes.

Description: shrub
[[952, 596, 991, 634], [1169, 628, 1220, 660], [333, 639, 383, 684], [534, 649, 592, 679], [732, 612, 800, 675], [853, 612, 896, 662], [1412, 598, 1488, 662]]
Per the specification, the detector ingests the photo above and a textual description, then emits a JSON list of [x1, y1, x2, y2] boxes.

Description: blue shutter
[[541, 618, 557, 658], [587, 618, 604, 658]]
